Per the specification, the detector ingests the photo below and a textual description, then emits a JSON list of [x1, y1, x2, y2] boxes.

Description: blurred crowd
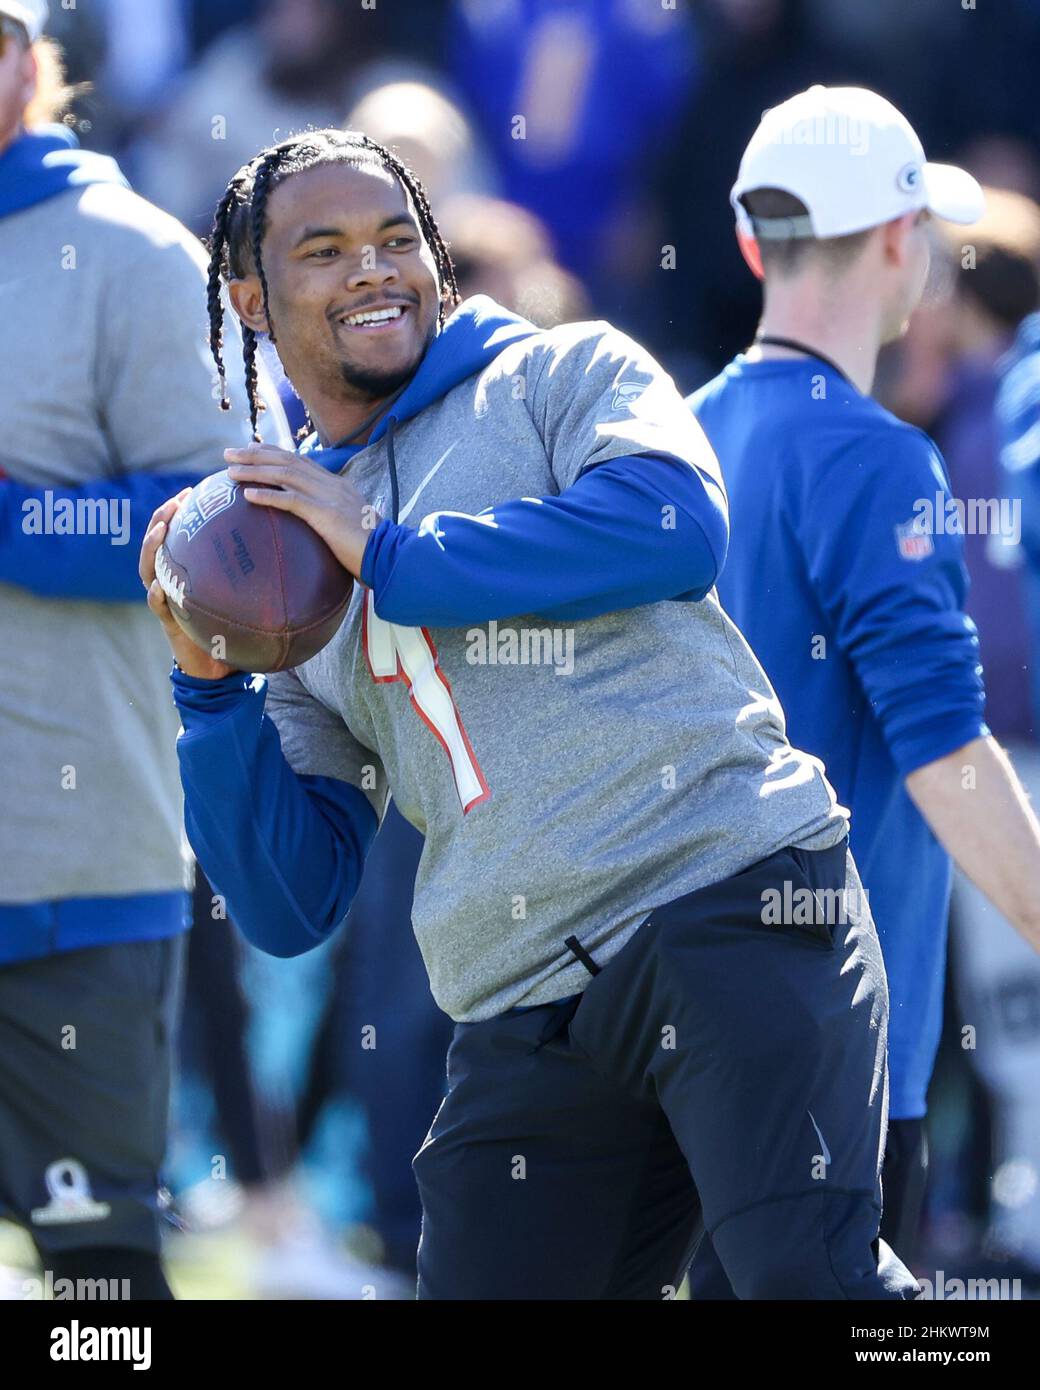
[[15, 0, 1040, 1296]]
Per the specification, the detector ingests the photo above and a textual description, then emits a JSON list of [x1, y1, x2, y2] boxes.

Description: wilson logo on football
[[179, 477, 238, 540]]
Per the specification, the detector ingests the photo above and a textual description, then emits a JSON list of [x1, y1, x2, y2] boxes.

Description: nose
[[344, 247, 400, 293]]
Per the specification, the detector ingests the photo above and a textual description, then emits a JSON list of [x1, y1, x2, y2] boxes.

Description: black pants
[[414, 841, 919, 1300], [687, 1117, 928, 1298], [0, 936, 184, 1258]]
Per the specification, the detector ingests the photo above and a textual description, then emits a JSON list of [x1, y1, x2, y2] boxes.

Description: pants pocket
[[762, 845, 848, 949]]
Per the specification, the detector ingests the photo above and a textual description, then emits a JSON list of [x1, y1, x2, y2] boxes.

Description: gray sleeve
[[95, 207, 290, 477], [526, 321, 725, 494], [264, 668, 389, 822]]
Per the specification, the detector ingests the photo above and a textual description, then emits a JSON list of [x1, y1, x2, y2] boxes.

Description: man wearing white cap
[[690, 85, 1040, 1293]]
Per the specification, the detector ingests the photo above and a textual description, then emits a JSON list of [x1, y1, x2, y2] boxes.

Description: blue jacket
[[690, 356, 988, 1119]]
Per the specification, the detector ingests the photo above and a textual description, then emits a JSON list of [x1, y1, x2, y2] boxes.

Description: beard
[[337, 355, 422, 400], [334, 313, 438, 400]]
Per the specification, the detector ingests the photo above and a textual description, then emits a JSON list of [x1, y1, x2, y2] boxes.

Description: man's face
[[0, 23, 35, 153], [249, 160, 442, 404]]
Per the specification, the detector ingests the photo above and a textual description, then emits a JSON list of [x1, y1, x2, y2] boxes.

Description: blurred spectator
[[447, 0, 697, 297], [129, 0, 439, 232], [923, 1, 1040, 161], [656, 0, 858, 384], [345, 81, 496, 204], [439, 193, 590, 326], [184, 0, 264, 59], [799, 0, 953, 146], [95, 0, 190, 124], [957, 136, 1040, 207], [884, 190, 1040, 742], [0, 0, 285, 1300]]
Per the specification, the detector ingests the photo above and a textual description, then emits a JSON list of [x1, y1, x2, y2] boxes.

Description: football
[[155, 469, 353, 672]]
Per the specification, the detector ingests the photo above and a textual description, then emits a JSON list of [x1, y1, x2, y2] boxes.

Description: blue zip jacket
[[690, 356, 988, 1119], [172, 300, 729, 958]]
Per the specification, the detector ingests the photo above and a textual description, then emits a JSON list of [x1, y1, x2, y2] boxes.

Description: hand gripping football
[[155, 469, 353, 672]]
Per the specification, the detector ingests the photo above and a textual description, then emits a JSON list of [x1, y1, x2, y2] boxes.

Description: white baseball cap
[[731, 85, 985, 241], [0, 0, 47, 42]]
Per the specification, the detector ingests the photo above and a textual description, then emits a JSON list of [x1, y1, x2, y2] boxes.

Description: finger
[[227, 460, 326, 495], [242, 484, 306, 512], [139, 518, 167, 587], [147, 579, 182, 638], [224, 444, 299, 468], [142, 489, 189, 543], [226, 461, 305, 488]]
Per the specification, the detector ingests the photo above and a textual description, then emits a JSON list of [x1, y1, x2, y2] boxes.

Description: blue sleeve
[[359, 451, 729, 626], [172, 670, 378, 957], [801, 429, 988, 776], [996, 323, 1040, 567], [0, 472, 206, 601]]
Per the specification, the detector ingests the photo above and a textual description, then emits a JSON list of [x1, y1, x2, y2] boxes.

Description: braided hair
[[206, 129, 460, 441]]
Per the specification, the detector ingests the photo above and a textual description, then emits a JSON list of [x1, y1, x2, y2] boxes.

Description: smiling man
[[140, 128, 918, 1300]]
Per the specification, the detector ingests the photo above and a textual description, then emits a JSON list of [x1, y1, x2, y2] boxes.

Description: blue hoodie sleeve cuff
[[171, 668, 256, 728], [360, 517, 394, 590]]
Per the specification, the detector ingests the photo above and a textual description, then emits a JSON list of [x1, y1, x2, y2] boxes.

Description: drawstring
[[330, 409, 400, 523], [564, 935, 601, 977], [386, 417, 400, 523]]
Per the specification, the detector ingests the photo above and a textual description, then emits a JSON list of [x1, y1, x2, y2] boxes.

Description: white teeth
[[343, 306, 404, 326]]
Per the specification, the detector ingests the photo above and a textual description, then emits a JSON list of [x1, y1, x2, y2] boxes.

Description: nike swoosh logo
[[398, 442, 458, 522], [808, 1110, 831, 1166]]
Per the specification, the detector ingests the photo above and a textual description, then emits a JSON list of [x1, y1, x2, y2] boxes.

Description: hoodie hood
[[301, 295, 541, 472], [0, 124, 129, 220]]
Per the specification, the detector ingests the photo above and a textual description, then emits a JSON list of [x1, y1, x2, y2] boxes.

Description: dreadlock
[[205, 129, 461, 442]]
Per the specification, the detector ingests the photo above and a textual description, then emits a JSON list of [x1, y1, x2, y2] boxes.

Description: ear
[[19, 41, 38, 112], [880, 212, 917, 267], [228, 275, 270, 335], [736, 225, 765, 282]]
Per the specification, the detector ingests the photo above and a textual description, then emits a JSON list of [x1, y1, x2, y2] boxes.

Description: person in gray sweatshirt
[[142, 127, 919, 1299], [0, 0, 286, 1298]]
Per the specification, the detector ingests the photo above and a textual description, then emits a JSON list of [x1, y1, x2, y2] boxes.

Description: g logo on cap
[[897, 162, 922, 193]]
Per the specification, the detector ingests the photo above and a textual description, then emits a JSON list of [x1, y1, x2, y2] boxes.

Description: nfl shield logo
[[895, 516, 934, 561], [180, 476, 238, 540]]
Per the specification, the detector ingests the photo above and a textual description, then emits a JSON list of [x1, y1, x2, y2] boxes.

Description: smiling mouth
[[337, 305, 409, 330]]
